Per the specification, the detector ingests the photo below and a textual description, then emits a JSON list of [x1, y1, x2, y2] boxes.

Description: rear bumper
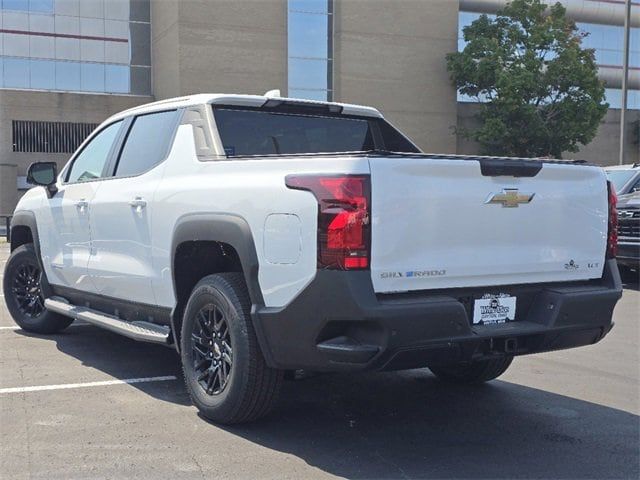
[[252, 260, 623, 372]]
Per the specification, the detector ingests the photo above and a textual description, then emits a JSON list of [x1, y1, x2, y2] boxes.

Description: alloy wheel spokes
[[191, 304, 233, 395], [12, 263, 44, 318]]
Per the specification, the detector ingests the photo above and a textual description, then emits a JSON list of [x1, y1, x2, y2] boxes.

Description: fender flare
[[170, 213, 271, 358], [170, 212, 264, 307], [9, 211, 43, 268], [8, 211, 57, 299]]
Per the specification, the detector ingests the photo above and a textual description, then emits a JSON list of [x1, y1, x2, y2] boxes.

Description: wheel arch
[[170, 213, 265, 353], [9, 211, 43, 268]]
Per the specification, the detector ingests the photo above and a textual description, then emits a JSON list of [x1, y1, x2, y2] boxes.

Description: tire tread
[[3, 244, 73, 334], [181, 272, 282, 424]]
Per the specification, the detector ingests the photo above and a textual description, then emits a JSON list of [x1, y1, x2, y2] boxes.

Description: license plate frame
[[472, 294, 517, 325]]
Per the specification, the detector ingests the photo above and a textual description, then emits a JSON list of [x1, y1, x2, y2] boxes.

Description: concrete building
[[0, 0, 638, 215]]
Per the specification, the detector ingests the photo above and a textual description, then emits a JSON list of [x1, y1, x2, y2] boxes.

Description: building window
[[287, 0, 333, 101], [1, 0, 52, 13], [457, 11, 639, 110], [12, 120, 98, 153], [0, 0, 151, 95]]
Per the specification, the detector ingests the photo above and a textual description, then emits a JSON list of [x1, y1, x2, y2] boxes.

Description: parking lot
[[0, 241, 638, 480]]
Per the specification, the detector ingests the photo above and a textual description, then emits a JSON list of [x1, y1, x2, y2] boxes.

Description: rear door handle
[[76, 199, 88, 212], [129, 197, 147, 212]]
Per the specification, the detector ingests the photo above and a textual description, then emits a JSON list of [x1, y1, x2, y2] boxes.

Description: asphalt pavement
[[1, 241, 638, 479]]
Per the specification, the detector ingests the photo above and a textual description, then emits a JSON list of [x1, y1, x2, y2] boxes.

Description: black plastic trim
[[170, 213, 268, 356], [171, 213, 263, 305], [253, 261, 623, 371], [51, 285, 172, 327], [205, 149, 591, 169], [261, 99, 343, 115], [479, 158, 543, 177], [10, 211, 42, 262]]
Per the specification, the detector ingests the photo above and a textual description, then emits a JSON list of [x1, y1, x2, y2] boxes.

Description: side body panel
[[36, 181, 100, 292], [87, 169, 165, 305], [150, 124, 371, 308]]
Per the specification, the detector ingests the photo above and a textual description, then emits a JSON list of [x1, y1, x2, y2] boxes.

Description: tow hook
[[504, 337, 518, 354]]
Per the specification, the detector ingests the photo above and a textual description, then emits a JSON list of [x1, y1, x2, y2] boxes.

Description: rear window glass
[[606, 169, 637, 194], [213, 107, 419, 156]]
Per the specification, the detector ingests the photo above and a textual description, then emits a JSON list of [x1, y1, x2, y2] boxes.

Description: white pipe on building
[[599, 65, 640, 90], [460, 0, 640, 28]]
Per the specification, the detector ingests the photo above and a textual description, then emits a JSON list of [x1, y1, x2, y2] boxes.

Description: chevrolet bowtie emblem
[[485, 189, 535, 208]]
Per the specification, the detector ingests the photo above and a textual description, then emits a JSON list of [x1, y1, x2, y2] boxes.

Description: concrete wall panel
[[151, 0, 287, 99], [333, 0, 459, 153], [178, 23, 287, 96], [151, 0, 180, 100], [0, 164, 18, 217], [0, 90, 149, 212]]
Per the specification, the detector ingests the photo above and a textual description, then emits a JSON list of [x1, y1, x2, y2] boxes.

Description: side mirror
[[27, 162, 58, 197]]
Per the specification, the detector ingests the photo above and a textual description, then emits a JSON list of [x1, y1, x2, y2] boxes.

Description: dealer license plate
[[472, 294, 517, 325]]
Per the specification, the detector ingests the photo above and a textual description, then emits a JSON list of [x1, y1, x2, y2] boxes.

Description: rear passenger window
[[115, 110, 178, 177]]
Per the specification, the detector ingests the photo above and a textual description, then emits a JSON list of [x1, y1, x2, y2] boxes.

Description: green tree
[[447, 0, 608, 158]]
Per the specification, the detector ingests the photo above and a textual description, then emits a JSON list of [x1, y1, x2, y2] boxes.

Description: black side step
[[44, 297, 171, 345]]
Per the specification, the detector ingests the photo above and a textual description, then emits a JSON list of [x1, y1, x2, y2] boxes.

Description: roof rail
[[120, 96, 192, 115]]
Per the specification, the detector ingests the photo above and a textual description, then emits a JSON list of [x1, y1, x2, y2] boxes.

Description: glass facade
[[458, 11, 640, 110], [0, 0, 151, 95], [287, 0, 333, 101]]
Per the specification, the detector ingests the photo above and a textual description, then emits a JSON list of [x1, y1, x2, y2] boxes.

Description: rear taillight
[[286, 174, 371, 270], [607, 180, 618, 259]]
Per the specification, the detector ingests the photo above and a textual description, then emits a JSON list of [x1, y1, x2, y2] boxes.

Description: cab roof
[[105, 93, 384, 124]]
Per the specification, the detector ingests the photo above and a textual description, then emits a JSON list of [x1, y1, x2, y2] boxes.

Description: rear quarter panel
[[151, 125, 370, 308]]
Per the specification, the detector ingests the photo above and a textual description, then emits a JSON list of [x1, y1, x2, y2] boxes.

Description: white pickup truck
[[3, 94, 622, 424]]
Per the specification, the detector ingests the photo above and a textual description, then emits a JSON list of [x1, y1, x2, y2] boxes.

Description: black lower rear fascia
[[252, 261, 622, 372]]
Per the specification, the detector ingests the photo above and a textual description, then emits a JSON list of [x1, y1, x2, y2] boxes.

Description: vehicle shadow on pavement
[[15, 325, 190, 406], [13, 326, 639, 479], [220, 370, 639, 480], [621, 271, 639, 291]]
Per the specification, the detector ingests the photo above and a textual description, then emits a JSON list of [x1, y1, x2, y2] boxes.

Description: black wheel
[[3, 243, 73, 334], [180, 273, 283, 424], [429, 356, 513, 384]]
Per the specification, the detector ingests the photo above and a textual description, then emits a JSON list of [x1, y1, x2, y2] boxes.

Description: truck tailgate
[[369, 157, 608, 293]]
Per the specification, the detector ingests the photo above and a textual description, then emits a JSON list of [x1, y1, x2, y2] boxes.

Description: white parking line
[[0, 322, 90, 331], [0, 376, 178, 394]]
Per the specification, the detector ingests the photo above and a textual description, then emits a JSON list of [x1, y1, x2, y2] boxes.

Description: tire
[[3, 243, 73, 334], [180, 272, 283, 424], [429, 356, 514, 384]]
